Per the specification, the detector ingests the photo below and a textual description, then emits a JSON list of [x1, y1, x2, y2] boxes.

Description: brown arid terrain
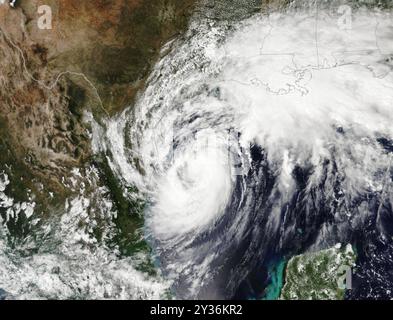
[[0, 0, 196, 210], [0, 1, 199, 263]]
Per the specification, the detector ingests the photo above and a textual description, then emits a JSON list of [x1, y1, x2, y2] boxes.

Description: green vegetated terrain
[[281, 244, 356, 300]]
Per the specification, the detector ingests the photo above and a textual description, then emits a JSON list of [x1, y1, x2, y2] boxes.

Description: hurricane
[[94, 3, 393, 299]]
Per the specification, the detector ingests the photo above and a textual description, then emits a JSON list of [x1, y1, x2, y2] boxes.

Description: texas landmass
[[0, 0, 284, 282]]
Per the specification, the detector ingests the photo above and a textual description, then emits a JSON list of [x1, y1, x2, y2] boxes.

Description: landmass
[[281, 244, 356, 300]]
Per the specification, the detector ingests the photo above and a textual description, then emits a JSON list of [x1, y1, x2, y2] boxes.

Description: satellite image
[[1, 0, 393, 302]]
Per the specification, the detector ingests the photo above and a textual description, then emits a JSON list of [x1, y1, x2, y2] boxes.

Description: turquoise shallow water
[[263, 260, 287, 300]]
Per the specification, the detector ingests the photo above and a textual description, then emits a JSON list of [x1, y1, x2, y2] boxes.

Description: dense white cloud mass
[[130, 10, 393, 233]]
